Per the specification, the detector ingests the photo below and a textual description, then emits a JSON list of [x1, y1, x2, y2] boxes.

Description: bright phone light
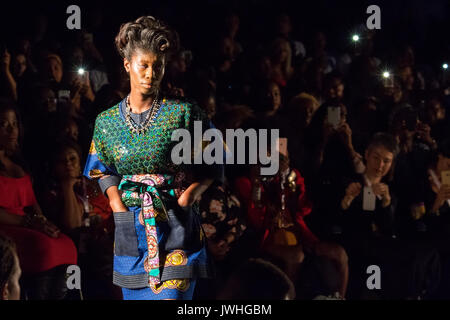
[[382, 71, 390, 79], [443, 63, 449, 70], [352, 34, 360, 42], [77, 68, 85, 75]]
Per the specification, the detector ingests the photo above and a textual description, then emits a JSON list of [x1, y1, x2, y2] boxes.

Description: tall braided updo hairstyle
[[115, 16, 180, 94]]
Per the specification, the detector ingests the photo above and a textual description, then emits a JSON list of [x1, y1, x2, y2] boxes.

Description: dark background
[[1, 0, 449, 70]]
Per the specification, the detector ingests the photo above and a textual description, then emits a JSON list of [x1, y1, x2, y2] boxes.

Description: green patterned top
[[90, 98, 205, 175]]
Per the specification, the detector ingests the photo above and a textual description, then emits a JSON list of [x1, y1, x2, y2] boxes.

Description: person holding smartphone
[[412, 139, 450, 242], [339, 133, 397, 237], [419, 139, 450, 298], [304, 101, 365, 184], [336, 133, 441, 299]]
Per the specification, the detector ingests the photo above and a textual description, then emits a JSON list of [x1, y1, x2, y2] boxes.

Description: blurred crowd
[[1, 1, 450, 300]]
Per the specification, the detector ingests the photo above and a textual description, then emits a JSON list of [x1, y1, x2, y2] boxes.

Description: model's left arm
[[178, 103, 225, 207]]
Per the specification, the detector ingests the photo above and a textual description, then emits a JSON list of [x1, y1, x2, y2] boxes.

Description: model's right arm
[[106, 185, 127, 213], [84, 116, 127, 213]]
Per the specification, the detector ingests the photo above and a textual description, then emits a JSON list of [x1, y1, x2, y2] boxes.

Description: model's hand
[[177, 188, 198, 207], [177, 179, 213, 208], [110, 198, 128, 213]]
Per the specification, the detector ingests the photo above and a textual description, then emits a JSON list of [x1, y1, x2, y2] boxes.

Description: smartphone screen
[[363, 186, 376, 211], [327, 106, 341, 128], [58, 90, 71, 103]]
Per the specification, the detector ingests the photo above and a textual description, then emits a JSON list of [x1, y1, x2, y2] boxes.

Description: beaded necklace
[[124, 93, 160, 135]]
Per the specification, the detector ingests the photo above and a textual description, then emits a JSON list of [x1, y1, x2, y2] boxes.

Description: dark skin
[[107, 49, 213, 213], [52, 147, 84, 230], [0, 110, 60, 237]]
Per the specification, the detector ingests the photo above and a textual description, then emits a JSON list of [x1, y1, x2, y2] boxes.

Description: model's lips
[[141, 83, 152, 88]]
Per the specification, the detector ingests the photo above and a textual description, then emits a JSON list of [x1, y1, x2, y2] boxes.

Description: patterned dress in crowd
[[83, 97, 223, 300]]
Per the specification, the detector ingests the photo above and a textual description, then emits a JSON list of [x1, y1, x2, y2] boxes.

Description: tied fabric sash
[[118, 174, 177, 285]]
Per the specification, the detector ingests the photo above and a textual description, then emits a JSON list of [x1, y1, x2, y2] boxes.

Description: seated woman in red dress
[[0, 98, 77, 299]]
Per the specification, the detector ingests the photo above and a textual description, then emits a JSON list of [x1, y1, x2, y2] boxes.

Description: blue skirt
[[112, 205, 213, 300], [122, 279, 197, 300]]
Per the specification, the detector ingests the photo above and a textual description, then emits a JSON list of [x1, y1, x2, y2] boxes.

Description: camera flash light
[[443, 63, 449, 70], [382, 71, 390, 79], [352, 35, 360, 42], [77, 68, 85, 75]]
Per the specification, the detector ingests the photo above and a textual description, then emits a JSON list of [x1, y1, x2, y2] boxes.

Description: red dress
[[234, 169, 319, 251], [0, 174, 77, 274]]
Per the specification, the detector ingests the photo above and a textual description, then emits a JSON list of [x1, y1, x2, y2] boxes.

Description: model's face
[[365, 146, 394, 179], [2, 253, 21, 300], [124, 50, 164, 97], [0, 110, 19, 152]]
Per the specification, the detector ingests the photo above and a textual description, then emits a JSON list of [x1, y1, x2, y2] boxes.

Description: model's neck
[[128, 91, 153, 114]]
